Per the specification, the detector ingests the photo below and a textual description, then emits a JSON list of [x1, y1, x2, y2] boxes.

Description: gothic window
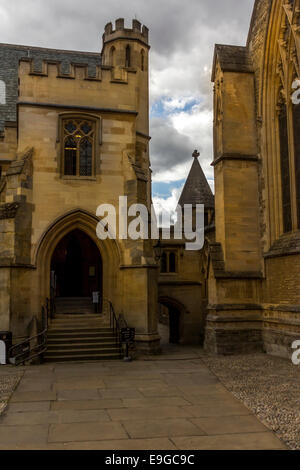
[[0, 80, 5, 105], [160, 251, 177, 274], [293, 102, 300, 228], [268, 1, 300, 235], [125, 45, 131, 67], [63, 118, 95, 177], [278, 101, 292, 232]]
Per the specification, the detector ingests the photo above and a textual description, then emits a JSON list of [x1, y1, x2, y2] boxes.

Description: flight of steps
[[44, 314, 122, 362], [55, 297, 95, 315]]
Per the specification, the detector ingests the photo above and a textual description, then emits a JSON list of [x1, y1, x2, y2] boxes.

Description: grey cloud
[[150, 115, 213, 178], [0, 0, 255, 54], [150, 117, 193, 174], [0, 0, 255, 183]]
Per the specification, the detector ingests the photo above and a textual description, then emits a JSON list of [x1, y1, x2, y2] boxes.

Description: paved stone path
[[0, 356, 286, 450]]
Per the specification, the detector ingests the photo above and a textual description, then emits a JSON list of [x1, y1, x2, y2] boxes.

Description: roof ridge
[[0, 42, 100, 57]]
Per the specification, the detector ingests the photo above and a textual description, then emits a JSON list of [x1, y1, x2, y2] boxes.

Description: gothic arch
[[262, 0, 300, 241], [35, 209, 122, 308], [158, 296, 189, 344], [158, 296, 190, 316]]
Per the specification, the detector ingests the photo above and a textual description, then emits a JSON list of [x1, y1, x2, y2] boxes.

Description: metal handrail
[[105, 299, 131, 357], [107, 300, 120, 336], [9, 301, 49, 366]]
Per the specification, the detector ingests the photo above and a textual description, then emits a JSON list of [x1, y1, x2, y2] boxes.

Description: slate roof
[[0, 43, 102, 132], [178, 155, 214, 209], [211, 44, 253, 81]]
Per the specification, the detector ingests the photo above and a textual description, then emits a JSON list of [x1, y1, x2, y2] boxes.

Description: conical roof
[[178, 151, 214, 208]]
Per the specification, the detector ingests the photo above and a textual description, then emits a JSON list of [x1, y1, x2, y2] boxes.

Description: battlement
[[103, 19, 149, 47], [22, 57, 102, 81]]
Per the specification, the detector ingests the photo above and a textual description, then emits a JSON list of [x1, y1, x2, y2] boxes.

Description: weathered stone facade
[[205, 0, 300, 358], [158, 154, 215, 346], [1, 3, 298, 359], [0, 20, 162, 352]]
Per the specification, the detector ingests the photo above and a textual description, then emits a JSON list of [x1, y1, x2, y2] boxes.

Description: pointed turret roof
[[178, 150, 214, 208]]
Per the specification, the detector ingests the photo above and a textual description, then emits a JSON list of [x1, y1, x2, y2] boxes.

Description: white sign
[[93, 292, 100, 304], [0, 340, 6, 365]]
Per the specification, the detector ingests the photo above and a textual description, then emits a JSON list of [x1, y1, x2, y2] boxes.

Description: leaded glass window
[[80, 138, 92, 176], [64, 137, 77, 176], [63, 118, 95, 177]]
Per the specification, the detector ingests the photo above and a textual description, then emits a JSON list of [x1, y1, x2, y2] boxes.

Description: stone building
[[205, 0, 300, 358], [1, 0, 299, 362], [0, 19, 161, 354], [158, 151, 215, 346]]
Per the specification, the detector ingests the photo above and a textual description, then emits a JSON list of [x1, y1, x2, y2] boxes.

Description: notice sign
[[121, 328, 135, 343], [92, 292, 100, 304]]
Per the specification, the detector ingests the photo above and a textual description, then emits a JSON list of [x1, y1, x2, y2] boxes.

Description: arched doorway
[[50, 229, 102, 302], [158, 302, 181, 345]]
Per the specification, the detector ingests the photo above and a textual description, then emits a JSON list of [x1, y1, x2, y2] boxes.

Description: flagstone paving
[[0, 355, 286, 450]]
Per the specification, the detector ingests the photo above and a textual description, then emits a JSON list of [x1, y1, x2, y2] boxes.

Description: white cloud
[[153, 186, 183, 226]]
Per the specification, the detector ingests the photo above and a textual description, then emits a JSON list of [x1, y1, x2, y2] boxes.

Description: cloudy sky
[[0, 0, 255, 213]]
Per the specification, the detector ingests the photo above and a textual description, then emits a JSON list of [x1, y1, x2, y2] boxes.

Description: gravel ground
[[201, 353, 300, 450], [0, 371, 23, 416]]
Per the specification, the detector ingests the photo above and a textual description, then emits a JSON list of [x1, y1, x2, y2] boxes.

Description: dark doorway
[[169, 307, 180, 343], [158, 303, 181, 345], [51, 229, 102, 298]]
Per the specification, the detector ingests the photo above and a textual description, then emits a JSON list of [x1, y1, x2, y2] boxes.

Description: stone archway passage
[[51, 228, 103, 299], [158, 302, 181, 345]]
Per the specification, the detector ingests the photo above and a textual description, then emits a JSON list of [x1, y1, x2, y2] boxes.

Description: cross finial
[[193, 150, 200, 159]]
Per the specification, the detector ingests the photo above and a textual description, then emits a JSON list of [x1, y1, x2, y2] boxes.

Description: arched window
[[125, 45, 131, 68], [63, 118, 95, 177], [278, 95, 292, 233], [0, 80, 5, 105], [141, 49, 145, 71], [109, 46, 116, 66]]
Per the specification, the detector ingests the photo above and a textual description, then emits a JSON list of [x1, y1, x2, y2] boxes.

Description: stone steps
[[48, 336, 116, 344], [47, 342, 119, 351], [45, 313, 121, 362], [54, 297, 95, 315]]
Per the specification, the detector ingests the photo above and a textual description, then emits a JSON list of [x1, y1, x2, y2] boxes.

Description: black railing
[[108, 300, 121, 338], [9, 301, 49, 366], [106, 300, 133, 359]]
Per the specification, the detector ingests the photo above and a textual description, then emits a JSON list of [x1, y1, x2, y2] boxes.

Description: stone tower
[[101, 19, 149, 136], [0, 20, 160, 353]]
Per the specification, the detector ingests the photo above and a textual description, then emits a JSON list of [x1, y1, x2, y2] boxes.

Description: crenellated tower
[[101, 19, 150, 137]]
